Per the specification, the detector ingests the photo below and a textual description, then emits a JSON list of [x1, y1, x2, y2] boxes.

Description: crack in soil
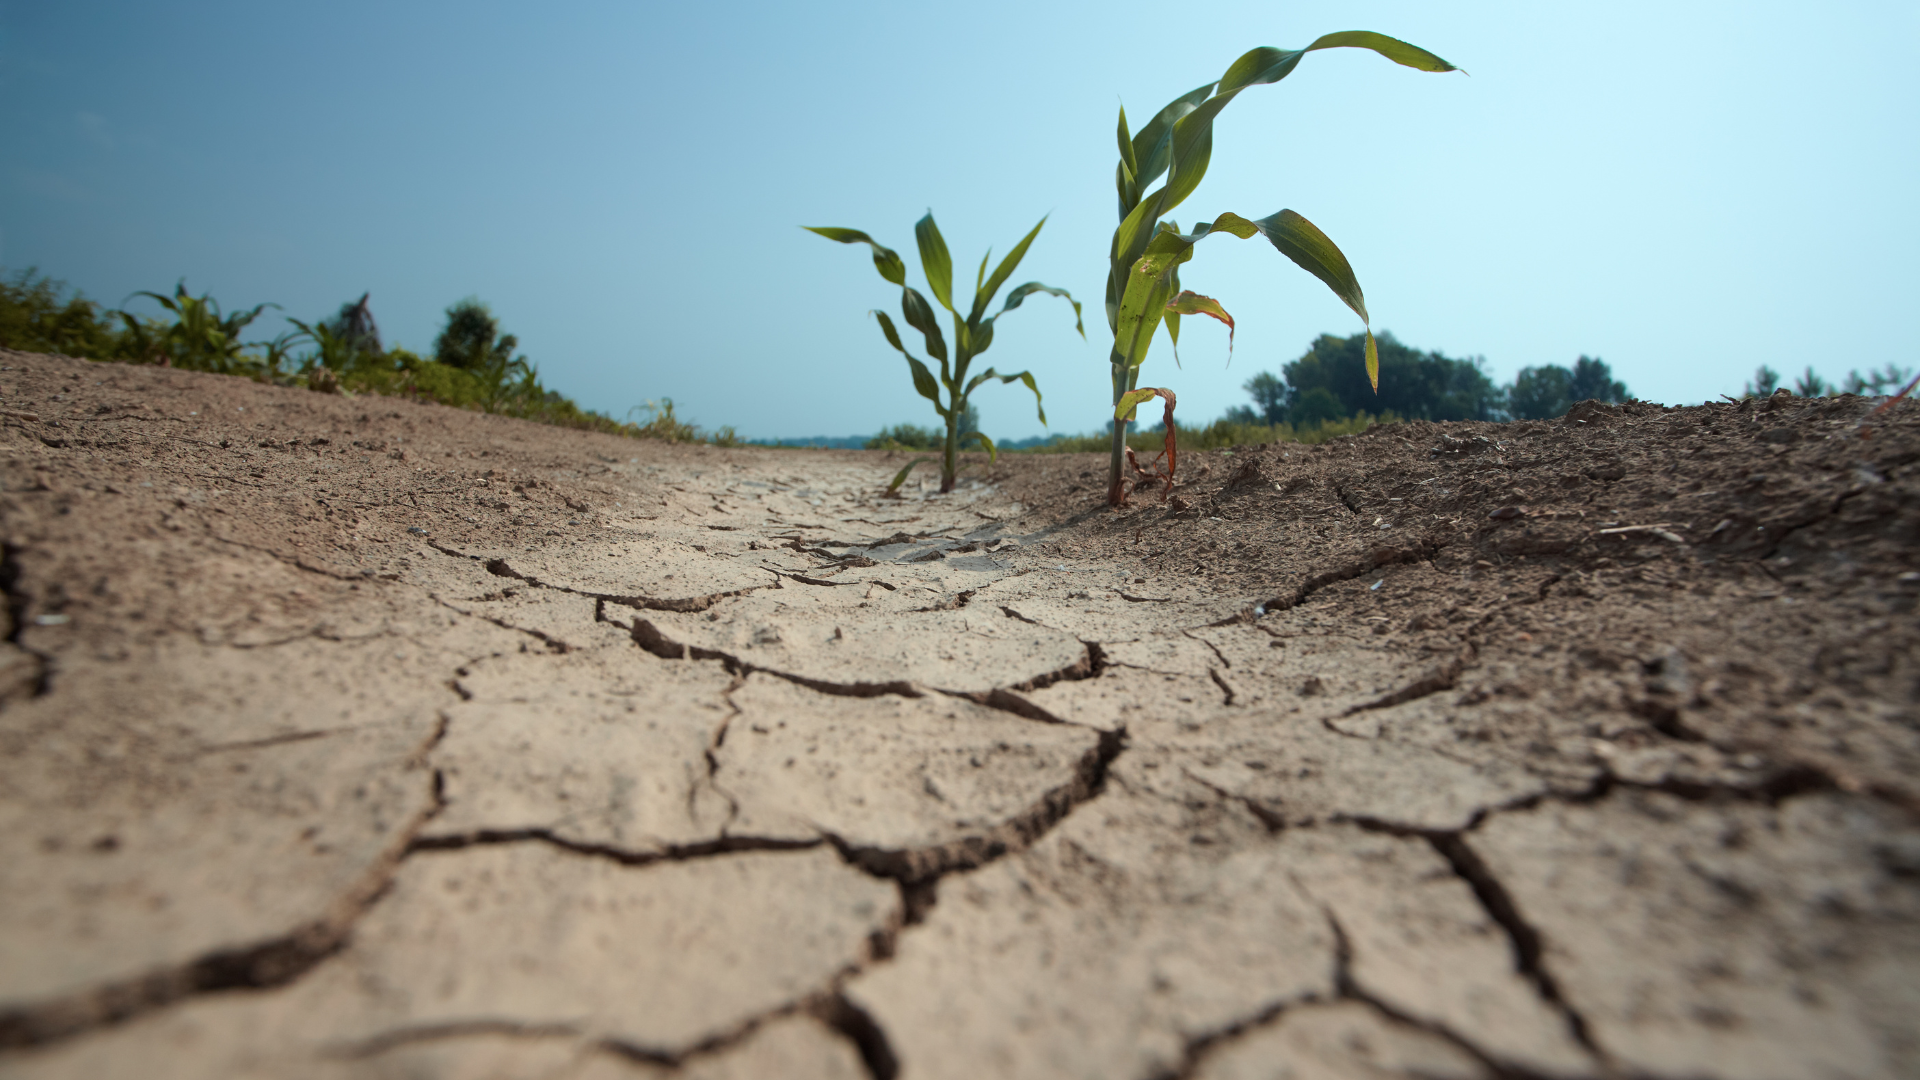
[[432, 596, 572, 652], [0, 737, 451, 1052], [0, 542, 52, 699], [822, 727, 1127, 886], [1252, 539, 1445, 618], [430, 542, 774, 613], [1424, 834, 1604, 1062], [408, 829, 822, 866], [1328, 655, 1470, 730], [1323, 909, 1570, 1080], [629, 618, 1105, 703]]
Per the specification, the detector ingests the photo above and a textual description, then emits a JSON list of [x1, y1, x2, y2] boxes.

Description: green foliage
[[1508, 355, 1628, 419], [808, 212, 1080, 492], [866, 423, 939, 451], [1021, 412, 1397, 454], [0, 272, 716, 445], [1792, 366, 1829, 398], [1744, 365, 1782, 397], [0, 269, 120, 358], [1100, 34, 1460, 504], [117, 280, 279, 375], [1841, 364, 1914, 396], [1278, 332, 1502, 423]]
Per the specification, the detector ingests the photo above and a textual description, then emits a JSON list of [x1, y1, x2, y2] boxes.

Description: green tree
[[1281, 332, 1501, 422], [1507, 364, 1573, 420], [431, 298, 535, 412], [1792, 366, 1830, 397], [1242, 371, 1287, 424], [1744, 365, 1781, 397], [1292, 386, 1345, 428], [1567, 355, 1628, 403]]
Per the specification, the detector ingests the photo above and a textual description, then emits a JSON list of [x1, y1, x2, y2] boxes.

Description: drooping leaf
[[805, 226, 907, 286], [887, 456, 936, 493], [899, 286, 948, 362], [1365, 329, 1379, 392], [962, 429, 999, 464], [1252, 210, 1369, 324], [1113, 213, 1254, 370], [871, 311, 949, 416], [963, 367, 1046, 426], [1115, 386, 1162, 420], [1303, 31, 1459, 74], [996, 282, 1083, 339], [915, 213, 955, 313], [1165, 290, 1235, 366]]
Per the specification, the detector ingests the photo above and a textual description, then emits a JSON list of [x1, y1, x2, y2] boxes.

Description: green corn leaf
[[961, 368, 1047, 426], [1113, 213, 1254, 369], [805, 226, 908, 286], [997, 282, 1084, 339], [1365, 329, 1379, 392], [975, 250, 989, 296], [915, 213, 955, 312], [1131, 83, 1214, 192], [1252, 209, 1369, 324], [887, 456, 936, 493], [962, 430, 999, 464], [972, 316, 995, 356], [1116, 105, 1138, 179], [1115, 386, 1162, 421], [972, 216, 1049, 323], [1304, 31, 1459, 73], [899, 286, 949, 362], [872, 311, 950, 415]]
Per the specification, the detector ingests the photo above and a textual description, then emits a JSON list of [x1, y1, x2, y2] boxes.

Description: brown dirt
[[0, 347, 1915, 1079]]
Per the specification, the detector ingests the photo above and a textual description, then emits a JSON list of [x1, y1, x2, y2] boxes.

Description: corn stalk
[[1104, 33, 1460, 506]]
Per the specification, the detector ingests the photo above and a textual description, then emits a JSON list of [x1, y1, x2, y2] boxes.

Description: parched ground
[[0, 347, 1915, 1080]]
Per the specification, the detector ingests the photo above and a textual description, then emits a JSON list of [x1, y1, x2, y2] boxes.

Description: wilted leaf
[[805, 226, 907, 286], [1165, 290, 1234, 365]]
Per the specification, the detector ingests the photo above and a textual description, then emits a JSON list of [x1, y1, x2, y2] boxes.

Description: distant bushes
[[0, 268, 736, 444]]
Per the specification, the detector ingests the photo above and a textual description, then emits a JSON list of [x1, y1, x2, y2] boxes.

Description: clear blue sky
[[4, 1, 1915, 440]]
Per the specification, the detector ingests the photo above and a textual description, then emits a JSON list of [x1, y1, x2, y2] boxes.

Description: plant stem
[[942, 405, 959, 493], [1106, 357, 1135, 506]]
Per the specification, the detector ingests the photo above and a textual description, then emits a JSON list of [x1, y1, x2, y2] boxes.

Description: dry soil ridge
[[0, 348, 1915, 1080]]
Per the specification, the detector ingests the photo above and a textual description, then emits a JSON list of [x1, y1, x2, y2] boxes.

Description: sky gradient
[[3, 1, 1915, 440]]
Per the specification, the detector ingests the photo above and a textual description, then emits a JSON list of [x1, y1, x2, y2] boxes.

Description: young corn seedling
[[1104, 33, 1461, 506], [809, 212, 1083, 493]]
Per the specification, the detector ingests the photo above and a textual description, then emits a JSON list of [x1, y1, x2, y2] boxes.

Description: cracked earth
[[1, 347, 1916, 1079]]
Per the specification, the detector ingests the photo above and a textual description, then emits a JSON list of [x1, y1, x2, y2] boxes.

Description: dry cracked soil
[[0, 347, 1917, 1080]]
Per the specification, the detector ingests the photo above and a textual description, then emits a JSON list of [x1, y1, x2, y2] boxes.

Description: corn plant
[[1103, 33, 1459, 505], [809, 212, 1083, 493], [117, 281, 277, 375]]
